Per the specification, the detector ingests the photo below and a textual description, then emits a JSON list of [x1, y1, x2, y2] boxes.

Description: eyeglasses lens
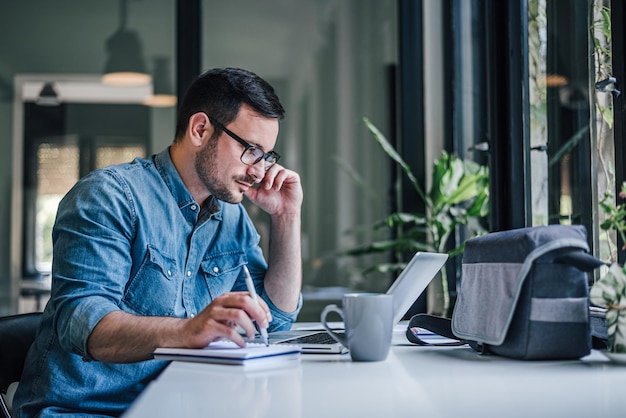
[[242, 148, 278, 171]]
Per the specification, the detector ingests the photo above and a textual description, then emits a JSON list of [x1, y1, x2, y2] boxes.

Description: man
[[14, 67, 303, 417]]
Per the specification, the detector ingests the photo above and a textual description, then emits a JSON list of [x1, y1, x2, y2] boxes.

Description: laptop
[[269, 251, 448, 354]]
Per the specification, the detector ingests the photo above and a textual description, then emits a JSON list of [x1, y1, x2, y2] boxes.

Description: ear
[[188, 112, 212, 147]]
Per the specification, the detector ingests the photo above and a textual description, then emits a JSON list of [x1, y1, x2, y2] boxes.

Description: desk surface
[[123, 323, 625, 418]]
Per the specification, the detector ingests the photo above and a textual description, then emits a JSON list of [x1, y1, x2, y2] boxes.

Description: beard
[[195, 138, 255, 204]]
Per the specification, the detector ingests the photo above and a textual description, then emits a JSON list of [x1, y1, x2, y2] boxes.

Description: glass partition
[[202, 0, 399, 319], [0, 0, 176, 314], [0, 0, 397, 316]]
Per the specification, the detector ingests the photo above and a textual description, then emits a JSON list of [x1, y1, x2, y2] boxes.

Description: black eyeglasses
[[208, 116, 280, 171]]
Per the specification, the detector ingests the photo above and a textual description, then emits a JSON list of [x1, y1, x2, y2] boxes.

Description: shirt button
[[190, 204, 197, 211], [186, 271, 192, 277], [190, 314, 195, 318], [213, 266, 219, 273], [167, 270, 172, 276]]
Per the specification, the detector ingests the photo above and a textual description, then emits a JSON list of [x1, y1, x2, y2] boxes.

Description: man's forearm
[[87, 291, 275, 363], [87, 311, 183, 363], [264, 212, 302, 313]]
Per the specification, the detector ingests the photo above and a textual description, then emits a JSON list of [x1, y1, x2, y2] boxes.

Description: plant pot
[[426, 270, 449, 317]]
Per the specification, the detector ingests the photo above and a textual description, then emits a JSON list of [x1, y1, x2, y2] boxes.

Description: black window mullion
[[611, 0, 626, 263], [397, 0, 426, 220], [397, 0, 426, 313], [485, 0, 531, 231], [176, 0, 201, 108]]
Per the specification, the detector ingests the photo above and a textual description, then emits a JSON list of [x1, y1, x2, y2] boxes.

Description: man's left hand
[[244, 165, 303, 217]]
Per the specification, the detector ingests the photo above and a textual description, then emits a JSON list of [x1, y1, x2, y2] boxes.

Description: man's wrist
[[270, 210, 301, 224]]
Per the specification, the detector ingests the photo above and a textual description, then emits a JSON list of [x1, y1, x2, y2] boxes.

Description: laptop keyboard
[[278, 331, 344, 345]]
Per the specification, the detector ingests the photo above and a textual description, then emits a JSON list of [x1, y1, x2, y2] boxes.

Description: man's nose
[[247, 163, 265, 183]]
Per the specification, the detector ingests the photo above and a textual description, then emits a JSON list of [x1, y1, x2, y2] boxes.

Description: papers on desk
[[153, 341, 302, 366], [408, 327, 463, 345]]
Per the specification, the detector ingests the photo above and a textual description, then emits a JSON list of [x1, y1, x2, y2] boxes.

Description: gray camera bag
[[407, 225, 605, 360], [453, 224, 602, 359]]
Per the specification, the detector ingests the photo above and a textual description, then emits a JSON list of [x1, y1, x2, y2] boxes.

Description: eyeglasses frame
[[207, 115, 281, 171]]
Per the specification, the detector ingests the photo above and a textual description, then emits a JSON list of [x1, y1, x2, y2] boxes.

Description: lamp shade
[[101, 0, 151, 86], [102, 29, 151, 86]]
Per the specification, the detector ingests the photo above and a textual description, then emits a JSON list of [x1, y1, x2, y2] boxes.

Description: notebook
[[270, 251, 448, 354], [153, 340, 302, 366]]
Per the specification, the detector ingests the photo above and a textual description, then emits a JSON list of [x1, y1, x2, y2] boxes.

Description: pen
[[243, 265, 269, 346]]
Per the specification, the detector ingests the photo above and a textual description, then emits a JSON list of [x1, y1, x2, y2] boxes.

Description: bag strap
[[405, 314, 467, 346], [553, 250, 608, 272], [406, 248, 605, 348], [406, 314, 489, 352]]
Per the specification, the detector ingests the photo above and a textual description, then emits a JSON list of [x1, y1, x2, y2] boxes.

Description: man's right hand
[[86, 291, 271, 363], [180, 291, 272, 348]]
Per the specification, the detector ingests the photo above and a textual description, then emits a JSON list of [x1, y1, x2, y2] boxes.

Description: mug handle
[[320, 304, 348, 347]]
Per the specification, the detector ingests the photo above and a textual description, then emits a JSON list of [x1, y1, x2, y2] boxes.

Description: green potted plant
[[342, 118, 490, 316], [590, 181, 626, 356]]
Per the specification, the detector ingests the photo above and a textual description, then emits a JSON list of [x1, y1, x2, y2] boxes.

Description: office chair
[[0, 312, 42, 418]]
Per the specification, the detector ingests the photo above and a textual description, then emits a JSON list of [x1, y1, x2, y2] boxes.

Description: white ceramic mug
[[320, 293, 393, 361]]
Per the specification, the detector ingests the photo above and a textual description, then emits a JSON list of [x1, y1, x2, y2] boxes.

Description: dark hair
[[174, 67, 285, 141]]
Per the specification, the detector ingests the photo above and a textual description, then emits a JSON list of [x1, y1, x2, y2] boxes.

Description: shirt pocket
[[123, 245, 179, 316], [200, 251, 247, 298]]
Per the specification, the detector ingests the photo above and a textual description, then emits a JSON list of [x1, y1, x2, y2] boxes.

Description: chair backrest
[[0, 312, 41, 418], [0, 312, 42, 393]]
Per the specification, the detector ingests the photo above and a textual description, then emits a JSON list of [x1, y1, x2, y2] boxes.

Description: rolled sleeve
[[59, 297, 119, 361]]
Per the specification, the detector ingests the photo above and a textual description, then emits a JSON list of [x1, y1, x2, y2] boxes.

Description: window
[[35, 141, 79, 271], [527, 0, 618, 269], [22, 102, 149, 277], [440, 0, 617, 300], [528, 0, 595, 232]]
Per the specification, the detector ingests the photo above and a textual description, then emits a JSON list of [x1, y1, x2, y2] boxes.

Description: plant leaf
[[363, 117, 428, 203]]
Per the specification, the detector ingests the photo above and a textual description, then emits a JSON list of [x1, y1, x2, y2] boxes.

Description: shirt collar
[[153, 147, 223, 220]]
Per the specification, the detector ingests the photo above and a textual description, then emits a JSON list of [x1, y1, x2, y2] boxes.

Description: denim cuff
[[261, 292, 302, 332], [68, 298, 119, 361]]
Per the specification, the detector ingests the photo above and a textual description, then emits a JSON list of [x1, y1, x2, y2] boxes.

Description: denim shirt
[[14, 148, 301, 417]]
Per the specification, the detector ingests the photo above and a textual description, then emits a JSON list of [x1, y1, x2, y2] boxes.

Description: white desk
[[124, 324, 625, 418]]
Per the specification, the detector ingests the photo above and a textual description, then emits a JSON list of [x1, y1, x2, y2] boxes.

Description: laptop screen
[[386, 252, 448, 324]]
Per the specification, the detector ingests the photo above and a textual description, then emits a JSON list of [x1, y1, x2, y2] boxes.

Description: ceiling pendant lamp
[[36, 82, 61, 106], [102, 0, 151, 86]]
